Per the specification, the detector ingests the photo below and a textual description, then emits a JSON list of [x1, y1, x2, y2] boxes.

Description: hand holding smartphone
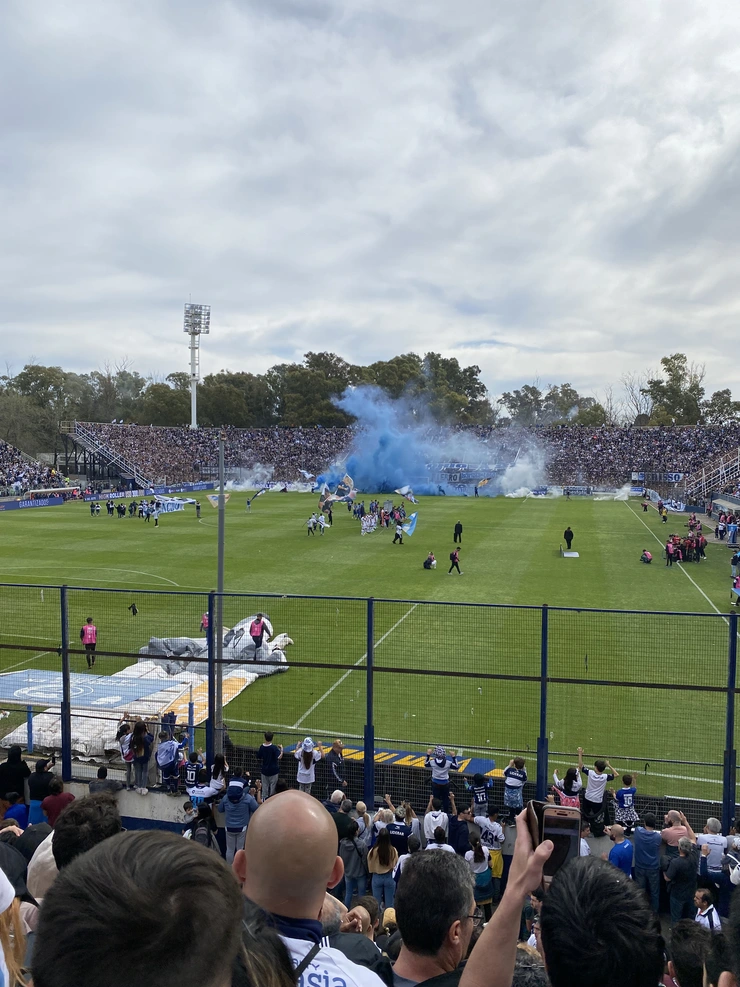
[[526, 800, 581, 889]]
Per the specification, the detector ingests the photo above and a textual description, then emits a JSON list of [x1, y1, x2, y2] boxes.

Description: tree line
[[1, 351, 738, 457]]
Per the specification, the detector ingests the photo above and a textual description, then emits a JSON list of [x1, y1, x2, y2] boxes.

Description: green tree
[[702, 388, 740, 424], [138, 383, 190, 425], [643, 353, 705, 424]]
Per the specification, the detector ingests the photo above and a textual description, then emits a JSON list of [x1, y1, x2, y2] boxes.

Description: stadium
[[6, 5, 740, 985]]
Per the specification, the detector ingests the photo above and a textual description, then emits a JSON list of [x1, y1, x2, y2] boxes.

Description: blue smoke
[[314, 385, 543, 496]]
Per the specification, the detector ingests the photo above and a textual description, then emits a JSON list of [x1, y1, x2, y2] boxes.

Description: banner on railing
[[0, 496, 66, 512], [84, 482, 215, 502]]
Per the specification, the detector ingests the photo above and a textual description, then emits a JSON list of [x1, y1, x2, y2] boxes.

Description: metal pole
[[214, 433, 226, 756], [536, 604, 549, 801], [723, 611, 738, 834], [206, 590, 215, 765], [363, 598, 375, 808], [60, 585, 72, 782], [190, 332, 198, 430]]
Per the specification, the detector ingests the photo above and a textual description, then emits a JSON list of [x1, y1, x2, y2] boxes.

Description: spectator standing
[[256, 731, 283, 798], [236, 790, 387, 987], [88, 767, 124, 796], [577, 747, 616, 838], [335, 800, 356, 843], [666, 837, 699, 923], [0, 746, 30, 804], [426, 827, 456, 853], [667, 920, 712, 987], [695, 889, 723, 932], [368, 828, 398, 912], [697, 818, 729, 913], [294, 737, 323, 795], [466, 837, 494, 922], [385, 811, 412, 855], [41, 779, 75, 826], [155, 731, 186, 795], [326, 739, 347, 794], [209, 753, 229, 794], [454, 520, 463, 544], [633, 811, 663, 912], [423, 796, 450, 842], [218, 770, 259, 864], [503, 758, 528, 824], [130, 721, 154, 795], [604, 824, 633, 878], [662, 810, 692, 859], [392, 849, 476, 987], [551, 767, 582, 808], [447, 794, 474, 855], [340, 820, 369, 907], [611, 775, 639, 833], [116, 721, 134, 790], [28, 758, 55, 824], [425, 746, 459, 812]]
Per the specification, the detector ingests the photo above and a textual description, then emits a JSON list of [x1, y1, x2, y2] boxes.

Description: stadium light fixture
[[183, 303, 211, 430]]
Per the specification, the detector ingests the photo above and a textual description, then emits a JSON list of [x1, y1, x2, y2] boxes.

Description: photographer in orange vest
[[80, 617, 97, 669]]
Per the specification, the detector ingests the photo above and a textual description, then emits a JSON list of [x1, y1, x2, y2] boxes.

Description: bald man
[[234, 791, 385, 987]]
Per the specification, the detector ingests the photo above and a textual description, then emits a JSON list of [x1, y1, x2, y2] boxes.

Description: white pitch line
[[0, 564, 179, 587], [291, 604, 418, 729], [2, 651, 50, 674], [549, 757, 721, 787], [624, 503, 727, 617]]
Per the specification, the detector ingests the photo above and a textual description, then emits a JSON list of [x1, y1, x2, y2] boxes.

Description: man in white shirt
[[694, 888, 722, 932], [577, 747, 616, 838], [234, 791, 385, 987], [473, 805, 504, 852], [425, 826, 456, 853], [696, 817, 728, 873], [423, 795, 449, 842]]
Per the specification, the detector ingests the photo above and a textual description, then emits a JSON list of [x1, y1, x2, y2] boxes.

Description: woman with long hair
[[293, 738, 323, 795], [0, 869, 27, 987], [210, 754, 229, 794], [130, 721, 153, 796], [117, 721, 134, 790], [552, 767, 582, 808], [354, 801, 372, 844], [465, 836, 493, 921], [368, 827, 398, 911]]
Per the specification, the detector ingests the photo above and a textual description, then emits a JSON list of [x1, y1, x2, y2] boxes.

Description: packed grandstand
[[46, 421, 740, 489]]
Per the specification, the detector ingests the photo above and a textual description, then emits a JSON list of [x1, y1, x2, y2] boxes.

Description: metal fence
[[0, 582, 736, 830]]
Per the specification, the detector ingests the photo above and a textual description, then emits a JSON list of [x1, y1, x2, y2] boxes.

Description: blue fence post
[[364, 598, 375, 808], [536, 604, 549, 801], [60, 585, 72, 783], [723, 611, 738, 834], [205, 591, 216, 767], [26, 706, 33, 754], [188, 687, 195, 753]]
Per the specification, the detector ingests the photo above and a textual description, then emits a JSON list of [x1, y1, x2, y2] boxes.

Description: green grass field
[[0, 493, 737, 800]]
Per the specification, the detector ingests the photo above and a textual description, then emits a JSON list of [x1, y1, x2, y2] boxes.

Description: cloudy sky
[[2, 0, 740, 401]]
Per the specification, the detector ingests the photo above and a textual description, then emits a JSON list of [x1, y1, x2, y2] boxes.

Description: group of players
[[89, 498, 164, 524]]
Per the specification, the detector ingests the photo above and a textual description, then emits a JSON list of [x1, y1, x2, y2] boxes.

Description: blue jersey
[[185, 759, 201, 787], [504, 766, 527, 789], [466, 780, 491, 807], [615, 787, 636, 810]]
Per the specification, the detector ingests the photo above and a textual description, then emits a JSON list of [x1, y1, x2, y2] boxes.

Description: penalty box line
[[291, 604, 418, 730]]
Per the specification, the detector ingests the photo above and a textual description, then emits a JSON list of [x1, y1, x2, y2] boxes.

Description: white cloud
[[2, 0, 740, 400]]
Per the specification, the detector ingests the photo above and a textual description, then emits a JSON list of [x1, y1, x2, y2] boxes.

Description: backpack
[[450, 552, 455, 561], [192, 821, 218, 851]]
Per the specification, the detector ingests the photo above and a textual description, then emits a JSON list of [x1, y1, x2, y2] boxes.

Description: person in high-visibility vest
[[80, 617, 97, 669]]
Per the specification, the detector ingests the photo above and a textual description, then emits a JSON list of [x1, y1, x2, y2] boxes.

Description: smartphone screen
[[542, 812, 580, 876]]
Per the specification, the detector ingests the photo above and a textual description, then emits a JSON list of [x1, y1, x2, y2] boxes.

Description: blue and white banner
[[84, 481, 215, 503], [402, 512, 418, 536], [154, 496, 197, 514]]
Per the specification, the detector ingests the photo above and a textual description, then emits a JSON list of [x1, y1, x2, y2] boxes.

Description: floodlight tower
[[183, 303, 211, 429]]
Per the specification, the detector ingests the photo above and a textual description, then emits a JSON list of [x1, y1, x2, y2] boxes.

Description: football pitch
[[0, 493, 737, 801]]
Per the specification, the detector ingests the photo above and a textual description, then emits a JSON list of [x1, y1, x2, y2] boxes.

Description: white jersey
[[474, 816, 505, 850], [282, 935, 386, 987]]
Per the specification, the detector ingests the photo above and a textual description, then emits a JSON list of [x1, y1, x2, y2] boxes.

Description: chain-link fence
[[0, 583, 736, 825]]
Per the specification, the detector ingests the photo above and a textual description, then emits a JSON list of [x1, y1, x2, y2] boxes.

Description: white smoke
[[593, 484, 631, 502]]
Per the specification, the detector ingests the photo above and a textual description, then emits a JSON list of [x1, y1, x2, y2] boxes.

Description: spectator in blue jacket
[[218, 769, 260, 863], [633, 811, 663, 912]]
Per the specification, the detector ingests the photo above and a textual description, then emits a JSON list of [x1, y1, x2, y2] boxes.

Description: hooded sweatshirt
[[423, 808, 449, 840], [218, 780, 259, 832]]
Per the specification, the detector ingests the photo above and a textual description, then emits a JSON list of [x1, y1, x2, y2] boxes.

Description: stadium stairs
[[684, 446, 740, 501], [59, 421, 150, 489]]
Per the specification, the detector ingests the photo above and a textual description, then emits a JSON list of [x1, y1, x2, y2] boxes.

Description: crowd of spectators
[[77, 421, 740, 488], [0, 442, 68, 496], [81, 422, 352, 484], [1, 734, 740, 986]]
